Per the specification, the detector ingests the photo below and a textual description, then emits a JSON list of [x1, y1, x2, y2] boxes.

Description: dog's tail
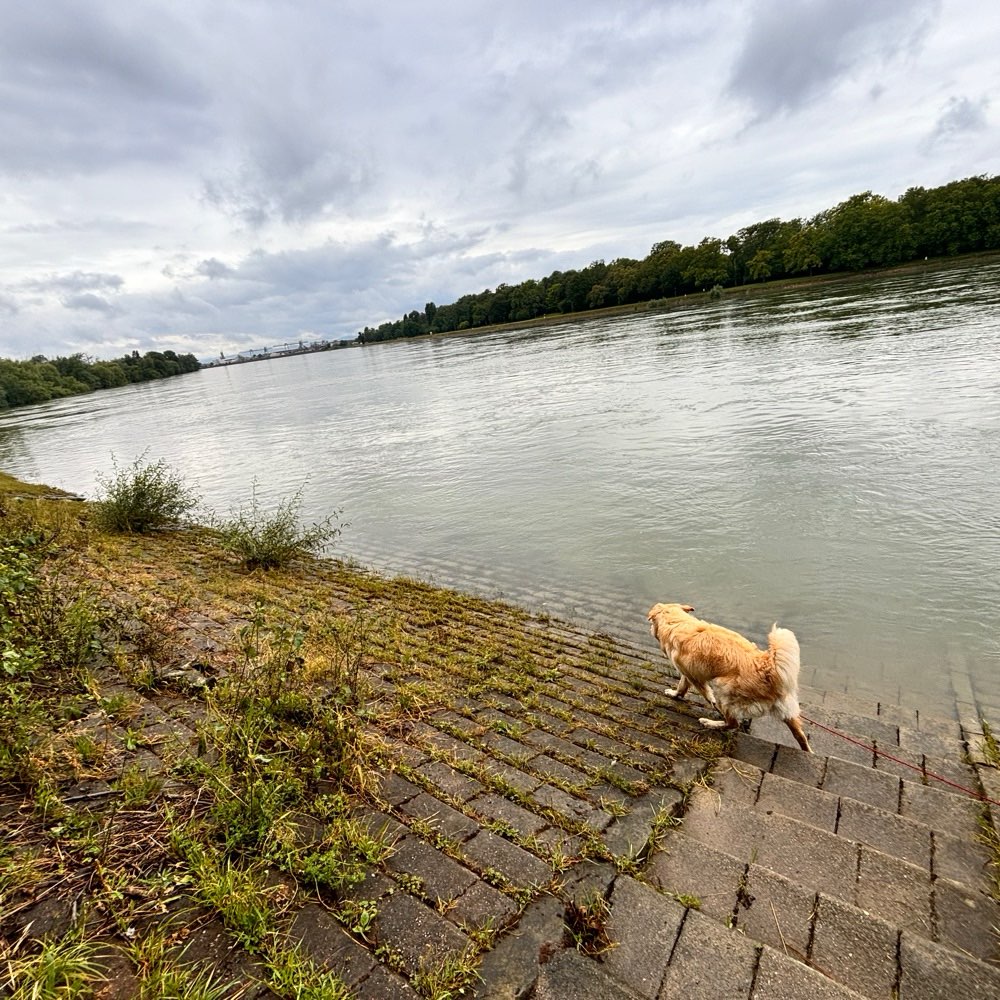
[[768, 624, 801, 691]]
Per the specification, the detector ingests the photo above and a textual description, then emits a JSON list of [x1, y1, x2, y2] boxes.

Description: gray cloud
[[923, 94, 990, 149], [61, 293, 118, 313], [25, 271, 124, 294], [0, 1, 213, 176], [194, 258, 236, 281], [0, 1, 996, 362], [727, 0, 941, 119]]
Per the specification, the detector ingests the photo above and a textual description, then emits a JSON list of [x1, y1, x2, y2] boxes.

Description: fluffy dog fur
[[647, 602, 811, 753]]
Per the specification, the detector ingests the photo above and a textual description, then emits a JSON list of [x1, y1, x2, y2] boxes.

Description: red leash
[[800, 714, 1000, 807]]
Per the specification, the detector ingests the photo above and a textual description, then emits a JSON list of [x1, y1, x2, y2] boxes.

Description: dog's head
[[647, 602, 695, 640]]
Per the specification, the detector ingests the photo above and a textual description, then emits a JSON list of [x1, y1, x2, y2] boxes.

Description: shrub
[[92, 454, 199, 533], [217, 483, 342, 569]]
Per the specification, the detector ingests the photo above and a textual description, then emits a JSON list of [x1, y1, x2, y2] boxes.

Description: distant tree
[[748, 249, 773, 282]]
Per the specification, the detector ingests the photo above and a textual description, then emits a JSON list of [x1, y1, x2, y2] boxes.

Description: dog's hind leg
[[784, 715, 812, 753], [665, 675, 691, 700], [695, 682, 718, 710]]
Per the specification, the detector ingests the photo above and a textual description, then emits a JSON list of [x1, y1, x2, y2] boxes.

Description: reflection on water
[[2, 259, 999, 702]]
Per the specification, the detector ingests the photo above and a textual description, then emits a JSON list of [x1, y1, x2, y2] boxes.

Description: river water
[[2, 259, 999, 705]]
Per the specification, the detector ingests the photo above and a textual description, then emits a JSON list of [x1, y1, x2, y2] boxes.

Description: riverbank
[[2, 475, 999, 998], [361, 248, 1000, 350]]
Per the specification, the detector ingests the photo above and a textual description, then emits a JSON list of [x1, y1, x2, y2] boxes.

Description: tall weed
[[93, 453, 199, 533]]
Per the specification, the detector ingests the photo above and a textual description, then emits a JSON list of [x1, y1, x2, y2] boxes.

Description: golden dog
[[647, 602, 811, 752]]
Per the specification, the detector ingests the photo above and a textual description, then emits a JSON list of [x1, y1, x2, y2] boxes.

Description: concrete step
[[718, 750, 993, 889], [682, 760, 993, 899], [649, 781, 1000, 998]]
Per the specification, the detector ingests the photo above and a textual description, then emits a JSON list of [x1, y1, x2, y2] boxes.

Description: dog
[[647, 602, 812, 752]]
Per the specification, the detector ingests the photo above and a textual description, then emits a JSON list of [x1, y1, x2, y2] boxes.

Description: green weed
[[93, 453, 199, 533], [216, 482, 343, 570]]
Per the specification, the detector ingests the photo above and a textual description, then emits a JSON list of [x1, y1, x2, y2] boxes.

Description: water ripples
[[1, 259, 999, 699]]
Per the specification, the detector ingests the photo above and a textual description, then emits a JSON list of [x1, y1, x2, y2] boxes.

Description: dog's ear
[[682, 604, 695, 613]]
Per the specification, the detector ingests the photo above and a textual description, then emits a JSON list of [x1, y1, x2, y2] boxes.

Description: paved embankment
[[3, 556, 998, 998]]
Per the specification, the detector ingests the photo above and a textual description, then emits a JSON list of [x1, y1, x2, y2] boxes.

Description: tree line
[[357, 174, 1000, 343], [0, 350, 201, 411]]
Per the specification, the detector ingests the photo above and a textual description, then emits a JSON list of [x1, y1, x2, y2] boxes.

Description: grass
[[0, 467, 718, 998]]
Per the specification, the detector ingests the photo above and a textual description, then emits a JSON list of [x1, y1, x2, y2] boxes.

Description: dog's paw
[[698, 718, 728, 729], [665, 687, 685, 699]]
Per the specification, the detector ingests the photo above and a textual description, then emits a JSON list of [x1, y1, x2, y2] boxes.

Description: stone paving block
[[646, 831, 743, 924], [856, 845, 932, 938], [469, 792, 549, 838], [533, 825, 584, 861], [731, 731, 778, 772], [473, 896, 566, 999], [603, 789, 683, 860], [877, 702, 919, 729], [899, 780, 981, 839], [416, 760, 485, 802], [462, 830, 553, 889], [754, 814, 858, 900], [803, 727, 875, 767], [873, 745, 927, 782], [530, 753, 590, 787], [898, 930, 1000, 999], [836, 797, 930, 870], [670, 755, 712, 789], [557, 860, 618, 905], [737, 864, 816, 961], [658, 908, 759, 1000], [385, 836, 478, 903], [931, 830, 992, 890], [932, 878, 1000, 963], [357, 809, 408, 845], [397, 791, 480, 842], [678, 786, 767, 860], [710, 757, 765, 807], [921, 752, 980, 790], [809, 892, 898, 998], [913, 712, 963, 741], [534, 948, 643, 999], [376, 770, 423, 807], [821, 755, 900, 812], [531, 783, 613, 832], [601, 875, 686, 998], [291, 902, 375, 987], [770, 744, 828, 786], [371, 890, 470, 976], [410, 721, 486, 763], [448, 878, 520, 932], [478, 758, 545, 796], [478, 730, 537, 763], [755, 771, 839, 832], [751, 945, 868, 999], [823, 710, 900, 746], [340, 869, 396, 904], [354, 962, 420, 999]]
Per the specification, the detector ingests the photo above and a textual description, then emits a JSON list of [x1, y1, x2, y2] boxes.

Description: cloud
[[194, 258, 236, 281], [727, 0, 941, 119], [61, 292, 118, 313], [25, 271, 124, 294], [923, 94, 990, 149], [0, 1, 213, 176], [0, 1, 997, 362]]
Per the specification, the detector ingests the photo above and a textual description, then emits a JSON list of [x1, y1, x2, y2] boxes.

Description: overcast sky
[[1, 0, 997, 361]]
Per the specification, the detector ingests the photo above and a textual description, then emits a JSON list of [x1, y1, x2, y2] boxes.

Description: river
[[3, 258, 999, 709]]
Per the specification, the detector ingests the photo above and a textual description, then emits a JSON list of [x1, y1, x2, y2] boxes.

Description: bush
[[217, 484, 342, 569], [93, 454, 199, 533]]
